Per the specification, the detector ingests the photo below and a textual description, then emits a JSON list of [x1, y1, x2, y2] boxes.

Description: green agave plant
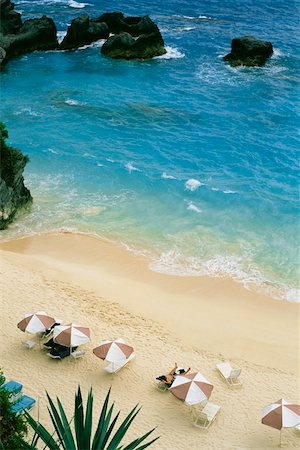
[[25, 387, 159, 450]]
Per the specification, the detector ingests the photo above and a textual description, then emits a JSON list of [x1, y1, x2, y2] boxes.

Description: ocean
[[1, 0, 299, 301]]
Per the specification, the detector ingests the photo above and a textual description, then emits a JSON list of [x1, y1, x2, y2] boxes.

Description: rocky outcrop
[[60, 13, 109, 50], [0, 0, 58, 67], [96, 12, 158, 36], [224, 36, 273, 67], [101, 31, 166, 59], [0, 0, 22, 35], [0, 123, 32, 230]]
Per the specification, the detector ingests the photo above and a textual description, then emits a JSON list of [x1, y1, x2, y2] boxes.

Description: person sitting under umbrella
[[156, 363, 191, 387]]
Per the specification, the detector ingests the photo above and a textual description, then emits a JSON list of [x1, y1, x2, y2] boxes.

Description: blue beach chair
[[11, 394, 36, 414], [2, 380, 23, 396]]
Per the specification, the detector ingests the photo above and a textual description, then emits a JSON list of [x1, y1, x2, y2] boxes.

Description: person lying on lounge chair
[[156, 363, 191, 387], [48, 345, 78, 359], [43, 338, 55, 349]]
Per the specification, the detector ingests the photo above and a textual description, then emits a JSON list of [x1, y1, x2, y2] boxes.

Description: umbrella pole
[[279, 429, 282, 447]]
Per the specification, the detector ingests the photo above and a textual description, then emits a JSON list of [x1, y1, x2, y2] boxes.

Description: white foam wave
[[222, 190, 237, 194], [272, 48, 283, 58], [125, 162, 141, 173], [83, 152, 96, 158], [14, 107, 41, 117], [177, 26, 196, 32], [96, 163, 104, 167], [285, 288, 300, 303], [57, 31, 66, 44], [106, 158, 115, 163], [211, 187, 219, 191], [155, 46, 185, 59], [185, 178, 204, 191], [77, 39, 106, 50], [47, 148, 59, 154], [65, 99, 80, 106], [149, 251, 300, 302], [68, 0, 89, 8], [162, 172, 176, 179], [187, 202, 202, 213]]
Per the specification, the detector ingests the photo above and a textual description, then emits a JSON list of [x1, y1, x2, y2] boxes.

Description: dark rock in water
[[121, 15, 159, 37], [96, 12, 158, 37], [60, 13, 109, 50], [95, 11, 125, 34], [0, 0, 22, 35], [0, 0, 58, 67], [0, 47, 6, 65], [0, 123, 32, 230], [0, 13, 58, 67], [101, 30, 166, 59], [224, 35, 273, 67]]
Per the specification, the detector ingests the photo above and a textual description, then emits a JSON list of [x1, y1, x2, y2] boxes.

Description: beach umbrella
[[169, 372, 214, 405], [93, 338, 134, 362], [262, 399, 300, 445], [17, 311, 56, 334], [53, 323, 90, 347]]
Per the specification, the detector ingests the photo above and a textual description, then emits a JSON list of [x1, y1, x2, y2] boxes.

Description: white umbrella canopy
[[53, 323, 90, 347], [262, 399, 300, 430], [17, 311, 56, 334], [169, 372, 214, 405], [93, 338, 134, 362]]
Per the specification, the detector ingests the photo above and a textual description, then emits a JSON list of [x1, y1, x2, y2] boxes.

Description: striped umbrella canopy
[[169, 372, 214, 406], [93, 338, 134, 362], [262, 399, 300, 430], [17, 311, 56, 334], [53, 323, 90, 347]]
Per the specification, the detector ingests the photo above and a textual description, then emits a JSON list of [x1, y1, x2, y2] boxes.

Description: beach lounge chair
[[47, 345, 78, 359], [71, 350, 85, 359], [22, 340, 36, 349], [1, 380, 23, 400], [43, 338, 55, 349], [156, 380, 169, 392], [216, 362, 242, 386], [11, 394, 36, 414], [192, 402, 221, 429], [104, 353, 136, 374]]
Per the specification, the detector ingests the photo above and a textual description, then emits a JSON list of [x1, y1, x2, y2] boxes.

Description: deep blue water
[[1, 0, 299, 301]]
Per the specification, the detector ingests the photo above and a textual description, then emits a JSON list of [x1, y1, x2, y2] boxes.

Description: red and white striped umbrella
[[17, 311, 56, 334], [262, 399, 300, 430], [93, 338, 134, 362], [169, 372, 214, 405], [53, 323, 90, 347]]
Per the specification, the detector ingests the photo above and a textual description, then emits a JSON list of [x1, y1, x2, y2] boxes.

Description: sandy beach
[[0, 232, 299, 449]]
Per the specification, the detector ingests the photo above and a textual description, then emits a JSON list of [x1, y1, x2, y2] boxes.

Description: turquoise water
[[1, 0, 299, 301]]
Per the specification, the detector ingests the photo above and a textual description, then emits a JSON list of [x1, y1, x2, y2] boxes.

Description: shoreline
[[0, 231, 299, 449], [0, 232, 299, 373]]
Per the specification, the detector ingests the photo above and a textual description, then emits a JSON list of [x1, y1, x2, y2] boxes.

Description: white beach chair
[[47, 352, 61, 359], [192, 402, 221, 429], [71, 350, 85, 359], [156, 380, 169, 392], [22, 340, 36, 349], [216, 362, 242, 386], [104, 353, 136, 374]]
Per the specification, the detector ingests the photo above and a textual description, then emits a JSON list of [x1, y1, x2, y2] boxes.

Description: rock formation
[[224, 35, 273, 67], [60, 13, 109, 50], [0, 0, 58, 67], [101, 30, 166, 59], [96, 12, 158, 36], [0, 123, 32, 230]]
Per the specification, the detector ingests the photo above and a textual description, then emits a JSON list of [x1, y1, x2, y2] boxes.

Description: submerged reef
[[0, 123, 32, 229], [224, 35, 273, 67]]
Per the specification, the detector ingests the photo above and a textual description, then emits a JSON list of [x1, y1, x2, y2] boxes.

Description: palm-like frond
[[25, 387, 159, 450]]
